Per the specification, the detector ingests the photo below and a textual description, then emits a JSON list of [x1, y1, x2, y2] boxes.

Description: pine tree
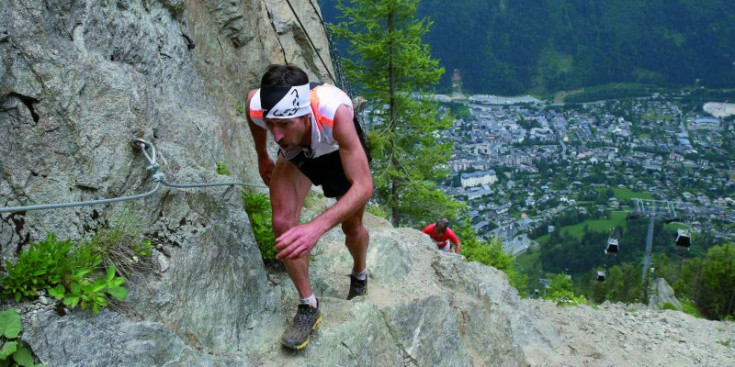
[[330, 0, 462, 227]]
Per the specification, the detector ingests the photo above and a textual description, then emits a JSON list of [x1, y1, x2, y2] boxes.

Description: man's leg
[[270, 155, 313, 299], [342, 204, 369, 273], [342, 204, 369, 299], [270, 156, 321, 350]]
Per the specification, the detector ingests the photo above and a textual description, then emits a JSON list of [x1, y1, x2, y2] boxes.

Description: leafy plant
[[48, 266, 128, 314], [242, 190, 276, 260], [453, 216, 527, 293], [1, 234, 130, 315], [216, 161, 231, 176], [0, 235, 87, 302], [696, 244, 735, 320], [544, 273, 587, 307], [0, 309, 44, 367]]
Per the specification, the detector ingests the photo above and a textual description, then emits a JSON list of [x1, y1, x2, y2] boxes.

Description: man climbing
[[422, 219, 461, 254], [245, 64, 373, 350]]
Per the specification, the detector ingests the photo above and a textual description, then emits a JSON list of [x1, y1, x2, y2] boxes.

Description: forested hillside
[[319, 0, 735, 94]]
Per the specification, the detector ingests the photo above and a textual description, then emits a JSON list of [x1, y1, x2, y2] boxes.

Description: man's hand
[[258, 156, 275, 186], [274, 222, 325, 260]]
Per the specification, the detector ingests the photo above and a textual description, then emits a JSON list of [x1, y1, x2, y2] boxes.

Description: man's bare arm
[[274, 104, 373, 259], [245, 89, 275, 185], [311, 104, 373, 230]]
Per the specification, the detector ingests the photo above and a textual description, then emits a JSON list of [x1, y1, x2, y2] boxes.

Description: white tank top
[[249, 84, 354, 160]]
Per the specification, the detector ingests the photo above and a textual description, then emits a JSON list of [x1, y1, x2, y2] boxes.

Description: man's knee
[[272, 214, 298, 236]]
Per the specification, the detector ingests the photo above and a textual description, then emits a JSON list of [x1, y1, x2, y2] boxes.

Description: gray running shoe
[[281, 303, 322, 350], [347, 275, 367, 300]]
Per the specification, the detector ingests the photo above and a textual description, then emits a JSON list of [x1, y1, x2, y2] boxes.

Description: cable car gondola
[[596, 270, 606, 282], [605, 238, 619, 255], [675, 229, 691, 249]]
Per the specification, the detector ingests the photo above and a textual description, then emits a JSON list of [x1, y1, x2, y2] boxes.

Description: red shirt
[[422, 223, 459, 248]]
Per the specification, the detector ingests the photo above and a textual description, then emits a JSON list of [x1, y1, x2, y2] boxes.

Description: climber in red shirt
[[422, 219, 461, 254]]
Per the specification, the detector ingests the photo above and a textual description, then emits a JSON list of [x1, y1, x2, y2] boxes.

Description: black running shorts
[[286, 108, 371, 198], [289, 150, 350, 198]]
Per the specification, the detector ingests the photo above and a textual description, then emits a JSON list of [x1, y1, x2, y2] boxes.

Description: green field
[[663, 222, 691, 231], [597, 187, 655, 202], [514, 246, 540, 268], [535, 211, 629, 243], [534, 233, 551, 244], [514, 247, 543, 289]]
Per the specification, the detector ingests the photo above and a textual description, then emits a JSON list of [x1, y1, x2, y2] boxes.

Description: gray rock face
[[1, 0, 331, 363], [650, 277, 683, 310], [24, 309, 247, 367], [0, 0, 333, 248]]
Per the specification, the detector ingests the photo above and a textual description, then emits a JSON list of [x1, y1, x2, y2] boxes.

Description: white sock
[[352, 269, 367, 281], [299, 294, 317, 308]]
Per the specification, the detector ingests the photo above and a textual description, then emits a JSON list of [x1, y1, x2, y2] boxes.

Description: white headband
[[259, 83, 311, 119]]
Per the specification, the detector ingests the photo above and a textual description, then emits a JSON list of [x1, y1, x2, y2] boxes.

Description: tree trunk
[[391, 180, 399, 227], [387, 9, 400, 227]]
